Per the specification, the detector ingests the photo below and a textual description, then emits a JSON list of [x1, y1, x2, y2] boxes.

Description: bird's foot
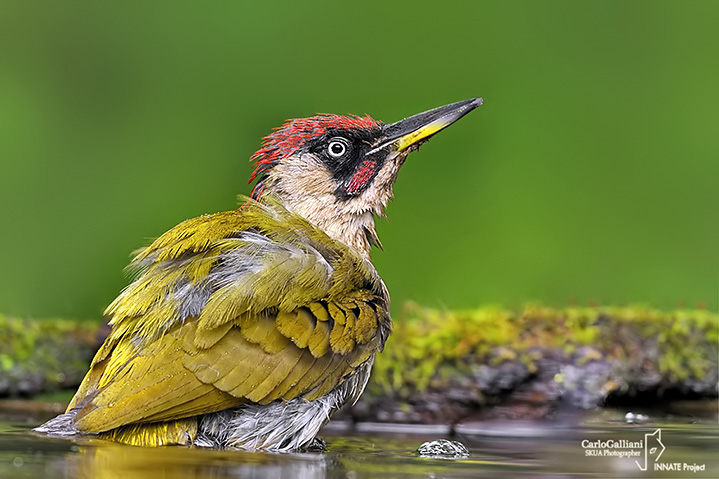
[[303, 437, 327, 452]]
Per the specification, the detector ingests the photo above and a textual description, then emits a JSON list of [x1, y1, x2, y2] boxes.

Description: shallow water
[[0, 406, 717, 478]]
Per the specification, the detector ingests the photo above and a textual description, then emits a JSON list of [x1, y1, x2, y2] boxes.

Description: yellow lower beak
[[385, 98, 483, 152]]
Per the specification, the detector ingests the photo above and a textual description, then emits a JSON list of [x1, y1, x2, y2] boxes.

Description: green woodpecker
[[36, 98, 482, 450]]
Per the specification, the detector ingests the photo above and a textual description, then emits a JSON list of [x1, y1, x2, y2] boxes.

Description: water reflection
[[1, 428, 522, 479], [1, 410, 717, 479], [67, 441, 329, 479], [3, 433, 328, 479]]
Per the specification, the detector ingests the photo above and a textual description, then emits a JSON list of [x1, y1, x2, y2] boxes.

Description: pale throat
[[263, 156, 398, 259], [263, 152, 403, 259], [285, 198, 378, 259]]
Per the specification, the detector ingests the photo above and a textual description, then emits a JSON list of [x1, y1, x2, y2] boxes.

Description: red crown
[[249, 114, 381, 192]]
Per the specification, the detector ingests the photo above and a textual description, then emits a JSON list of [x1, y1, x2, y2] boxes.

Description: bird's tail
[[34, 409, 83, 437]]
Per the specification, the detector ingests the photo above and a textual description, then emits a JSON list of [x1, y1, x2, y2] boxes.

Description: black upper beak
[[378, 98, 483, 152]]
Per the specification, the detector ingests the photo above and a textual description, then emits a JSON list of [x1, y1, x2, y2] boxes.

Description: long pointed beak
[[378, 98, 482, 153]]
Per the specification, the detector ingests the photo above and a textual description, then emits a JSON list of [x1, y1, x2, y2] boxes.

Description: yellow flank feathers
[[328, 302, 346, 325], [309, 302, 331, 322], [276, 308, 314, 348], [354, 302, 379, 343], [330, 318, 356, 355], [308, 320, 331, 358], [98, 417, 198, 447], [64, 197, 391, 442], [193, 322, 233, 350]]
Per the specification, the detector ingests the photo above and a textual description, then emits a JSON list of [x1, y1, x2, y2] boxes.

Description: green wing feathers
[[68, 198, 391, 437]]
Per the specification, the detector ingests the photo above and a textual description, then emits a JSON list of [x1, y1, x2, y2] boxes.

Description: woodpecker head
[[249, 98, 482, 257]]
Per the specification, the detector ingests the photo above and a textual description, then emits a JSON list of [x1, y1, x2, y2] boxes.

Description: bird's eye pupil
[[328, 141, 346, 158]]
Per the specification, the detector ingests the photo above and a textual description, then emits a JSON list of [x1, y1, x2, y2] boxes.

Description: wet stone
[[624, 411, 649, 424], [416, 439, 469, 458]]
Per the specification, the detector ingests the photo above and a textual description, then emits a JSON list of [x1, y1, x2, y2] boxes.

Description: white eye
[[328, 140, 347, 158]]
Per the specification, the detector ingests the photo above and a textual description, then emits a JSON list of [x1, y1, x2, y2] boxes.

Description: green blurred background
[[0, 1, 716, 320]]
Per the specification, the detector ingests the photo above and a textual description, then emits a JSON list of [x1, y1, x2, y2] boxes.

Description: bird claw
[[303, 436, 327, 452]]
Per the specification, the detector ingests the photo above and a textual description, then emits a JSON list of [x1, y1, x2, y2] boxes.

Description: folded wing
[[69, 199, 390, 435]]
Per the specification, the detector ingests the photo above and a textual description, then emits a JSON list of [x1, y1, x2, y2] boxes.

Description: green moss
[[1, 304, 716, 406], [0, 314, 101, 396], [371, 303, 718, 399]]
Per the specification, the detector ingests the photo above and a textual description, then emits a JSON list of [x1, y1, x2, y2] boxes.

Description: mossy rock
[[0, 314, 103, 397], [2, 304, 716, 424], [350, 303, 718, 423]]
